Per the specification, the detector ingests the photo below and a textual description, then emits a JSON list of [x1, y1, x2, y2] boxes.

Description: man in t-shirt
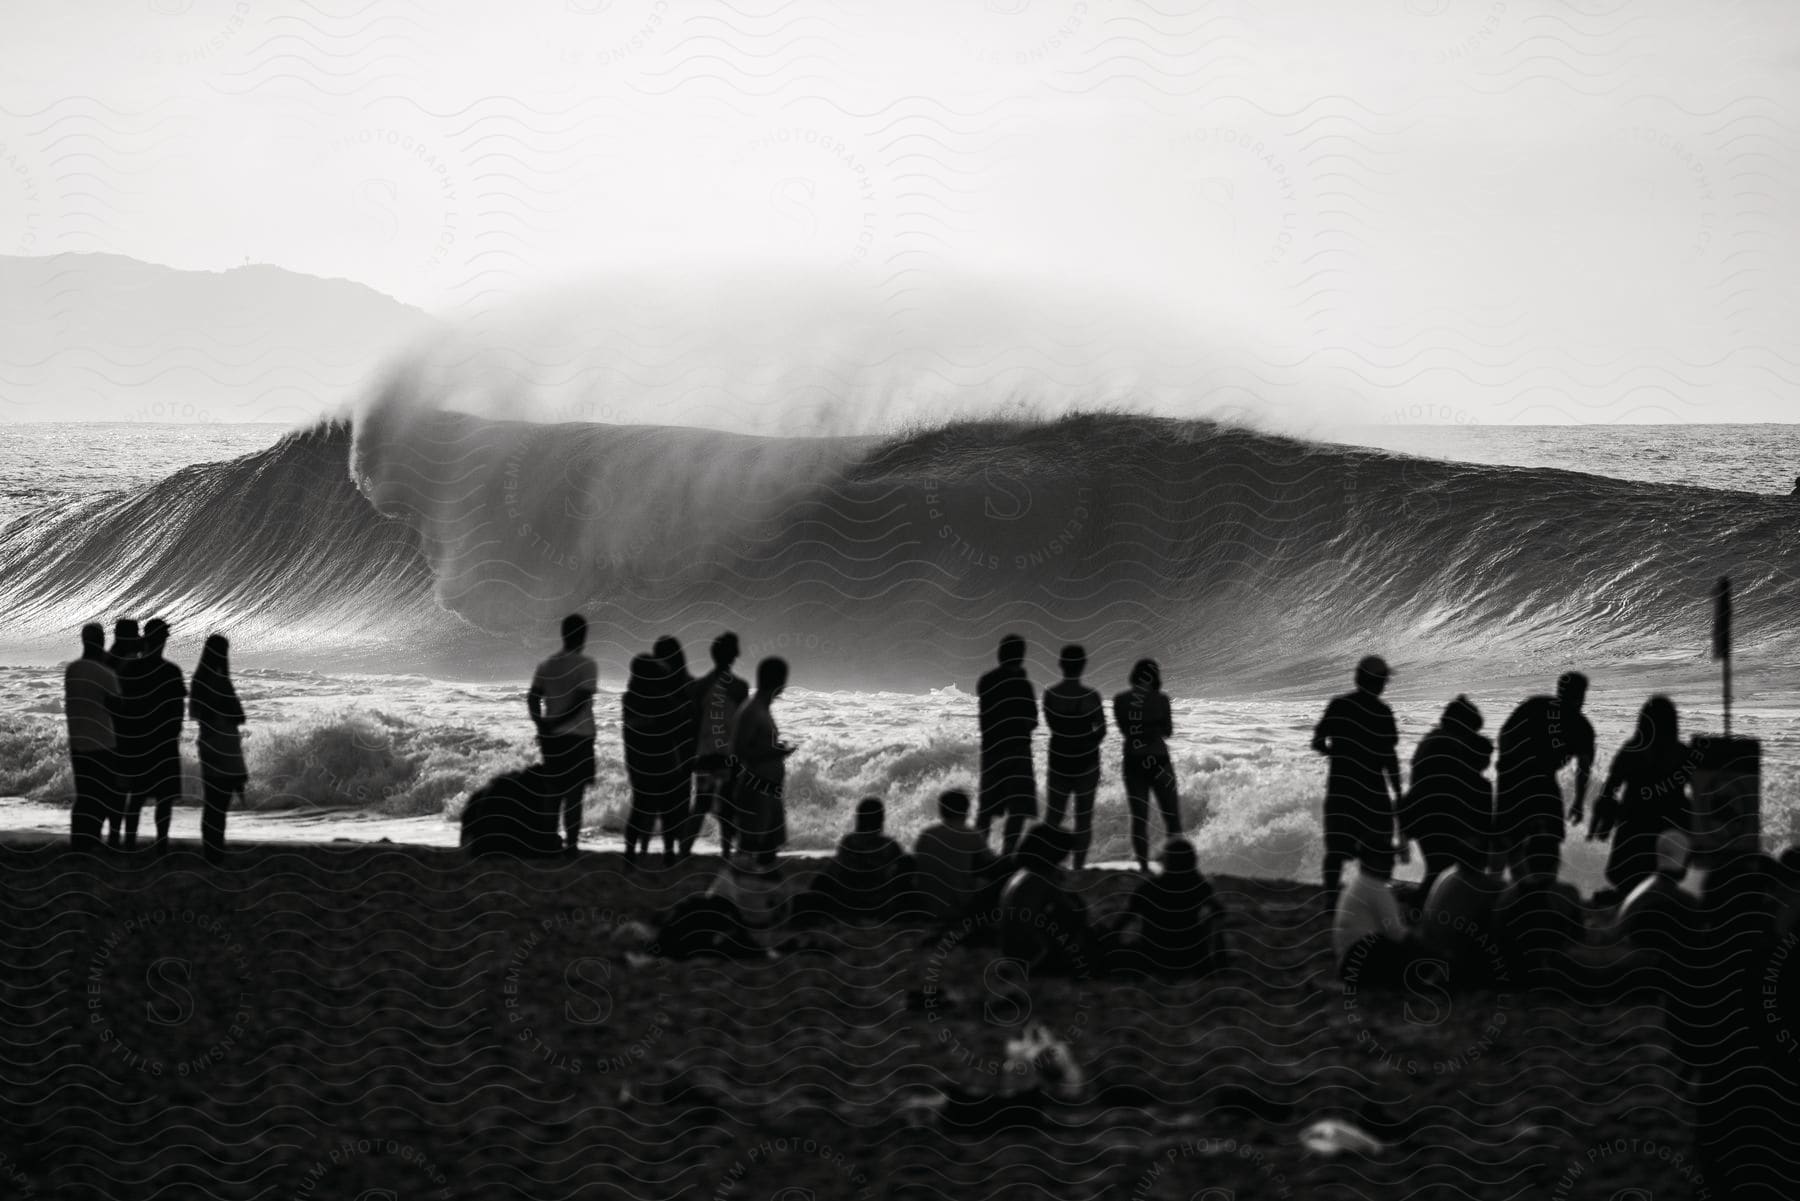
[[911, 789, 994, 921], [1311, 655, 1403, 904], [115, 618, 187, 852], [1495, 671, 1596, 881], [527, 613, 599, 856], [729, 656, 794, 866], [64, 623, 121, 851], [977, 634, 1040, 856], [1042, 643, 1106, 869], [683, 631, 751, 859]]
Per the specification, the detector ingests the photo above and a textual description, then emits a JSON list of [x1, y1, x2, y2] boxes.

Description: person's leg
[[1322, 809, 1348, 903], [1072, 785, 1095, 870], [1003, 811, 1027, 858], [562, 784, 584, 855], [1125, 775, 1150, 871], [1044, 777, 1069, 830], [201, 775, 225, 863], [123, 785, 143, 849], [683, 770, 711, 856], [154, 783, 175, 850], [70, 752, 100, 850], [1153, 771, 1182, 839]]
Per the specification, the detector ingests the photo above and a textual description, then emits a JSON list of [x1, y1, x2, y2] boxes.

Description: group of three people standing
[[977, 634, 1186, 872], [63, 618, 248, 862]]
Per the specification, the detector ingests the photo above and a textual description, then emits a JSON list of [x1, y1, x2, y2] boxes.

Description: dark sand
[[0, 836, 1704, 1200]]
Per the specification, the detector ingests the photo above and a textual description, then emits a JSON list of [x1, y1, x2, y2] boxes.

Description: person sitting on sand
[[912, 789, 996, 921], [977, 635, 1040, 857], [116, 618, 187, 853], [1399, 695, 1494, 897], [684, 631, 749, 859], [997, 823, 1093, 977], [1114, 658, 1183, 874], [1043, 644, 1106, 870], [1311, 655, 1404, 904], [730, 656, 795, 866], [1095, 838, 1226, 978], [526, 613, 598, 856], [792, 797, 912, 925], [1588, 695, 1693, 903], [64, 623, 121, 852], [189, 634, 248, 866], [652, 861, 775, 959], [1495, 672, 1594, 882]]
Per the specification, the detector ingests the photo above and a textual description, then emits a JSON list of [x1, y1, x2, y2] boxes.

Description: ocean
[[2, 416, 1796, 885]]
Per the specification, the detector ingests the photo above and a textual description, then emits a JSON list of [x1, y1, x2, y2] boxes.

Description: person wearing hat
[[1495, 671, 1595, 882], [1310, 655, 1404, 905]]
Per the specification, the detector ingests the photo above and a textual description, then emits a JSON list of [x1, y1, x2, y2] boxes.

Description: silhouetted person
[[1491, 837, 1583, 987], [996, 823, 1091, 977], [912, 789, 995, 921], [64, 623, 120, 851], [115, 618, 187, 852], [621, 653, 673, 867], [460, 763, 565, 857], [1791, 474, 1800, 497], [651, 635, 698, 855], [731, 656, 794, 866], [101, 618, 141, 846], [1114, 658, 1183, 873], [1588, 695, 1693, 902], [1495, 671, 1594, 882], [652, 862, 772, 960], [527, 613, 598, 855], [977, 634, 1039, 856], [1312, 655, 1402, 905], [793, 797, 910, 925], [684, 631, 749, 857], [1399, 694, 1494, 897], [1096, 838, 1226, 978], [1043, 643, 1106, 869], [189, 634, 247, 865]]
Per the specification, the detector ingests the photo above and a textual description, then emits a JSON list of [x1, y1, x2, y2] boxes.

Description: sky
[[0, 0, 1797, 425]]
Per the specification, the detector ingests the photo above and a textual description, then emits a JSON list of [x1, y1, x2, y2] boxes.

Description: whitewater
[[1, 409, 1797, 886]]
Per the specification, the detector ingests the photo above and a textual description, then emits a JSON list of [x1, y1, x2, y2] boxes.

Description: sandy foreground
[[0, 834, 1708, 1201]]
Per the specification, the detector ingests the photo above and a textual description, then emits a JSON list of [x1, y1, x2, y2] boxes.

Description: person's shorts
[[1324, 799, 1395, 877], [539, 735, 597, 792], [979, 764, 1038, 821], [1045, 765, 1100, 797]]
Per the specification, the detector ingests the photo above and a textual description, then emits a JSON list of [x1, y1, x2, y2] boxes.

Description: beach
[[0, 836, 1707, 1200]]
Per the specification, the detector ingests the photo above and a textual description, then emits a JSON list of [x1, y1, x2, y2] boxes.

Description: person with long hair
[[1400, 694, 1494, 896], [189, 633, 247, 864], [1589, 695, 1694, 900], [620, 652, 667, 867], [1114, 658, 1183, 874]]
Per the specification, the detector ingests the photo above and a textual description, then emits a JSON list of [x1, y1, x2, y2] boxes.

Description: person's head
[[997, 634, 1026, 667], [1631, 694, 1680, 752], [710, 631, 740, 670], [1015, 822, 1073, 872], [111, 618, 141, 658], [1059, 644, 1087, 680], [756, 656, 789, 697], [854, 797, 884, 834], [1129, 658, 1160, 692], [143, 618, 170, 657], [560, 613, 587, 652], [197, 633, 230, 678], [80, 623, 104, 656], [1354, 655, 1392, 696], [1442, 694, 1482, 733], [626, 652, 655, 692], [652, 636, 687, 677], [938, 789, 971, 826], [1160, 837, 1198, 879], [1555, 671, 1589, 710]]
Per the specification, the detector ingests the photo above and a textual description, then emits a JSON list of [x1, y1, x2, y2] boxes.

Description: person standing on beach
[[1311, 655, 1403, 904], [1588, 695, 1692, 902], [101, 618, 141, 847], [1495, 671, 1595, 882], [730, 656, 794, 866], [1399, 694, 1494, 897], [684, 632, 750, 859], [527, 613, 598, 856], [64, 623, 121, 851], [648, 636, 698, 862], [1043, 644, 1106, 869], [621, 652, 667, 866], [1114, 658, 1183, 874], [976, 635, 1039, 856], [189, 634, 248, 865], [116, 618, 187, 852]]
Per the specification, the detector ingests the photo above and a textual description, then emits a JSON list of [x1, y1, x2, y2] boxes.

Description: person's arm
[[1158, 693, 1173, 742], [1310, 703, 1333, 756], [527, 682, 545, 727], [1569, 722, 1596, 826], [1589, 752, 1625, 841]]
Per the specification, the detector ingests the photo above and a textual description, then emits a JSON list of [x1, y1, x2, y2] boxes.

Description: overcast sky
[[1, 0, 1796, 424]]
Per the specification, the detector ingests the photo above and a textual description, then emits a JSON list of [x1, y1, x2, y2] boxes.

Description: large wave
[[3, 408, 1796, 688]]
